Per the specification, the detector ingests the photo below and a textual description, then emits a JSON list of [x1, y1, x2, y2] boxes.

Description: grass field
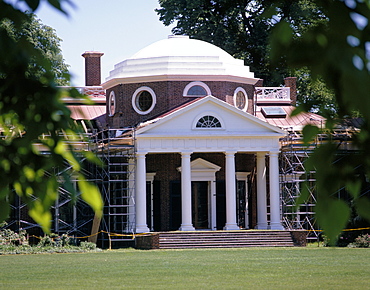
[[0, 247, 369, 289]]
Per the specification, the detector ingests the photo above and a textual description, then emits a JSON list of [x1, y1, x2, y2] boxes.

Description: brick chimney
[[82, 51, 104, 86], [284, 77, 297, 106]]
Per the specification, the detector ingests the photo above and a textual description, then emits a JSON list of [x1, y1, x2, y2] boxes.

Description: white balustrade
[[255, 87, 290, 102]]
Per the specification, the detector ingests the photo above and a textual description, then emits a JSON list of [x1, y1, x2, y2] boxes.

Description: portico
[[133, 96, 286, 233]]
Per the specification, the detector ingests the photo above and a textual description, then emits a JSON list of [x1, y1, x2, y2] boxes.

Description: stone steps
[[157, 230, 295, 249]]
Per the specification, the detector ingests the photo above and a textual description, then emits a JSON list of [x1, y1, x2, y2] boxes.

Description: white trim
[[236, 172, 251, 229], [108, 91, 116, 116], [102, 75, 260, 89], [132, 86, 156, 115], [183, 81, 211, 97], [177, 158, 220, 230], [233, 87, 248, 111], [146, 173, 156, 231]]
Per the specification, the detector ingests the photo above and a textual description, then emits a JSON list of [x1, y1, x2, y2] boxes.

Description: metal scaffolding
[[2, 128, 136, 246], [92, 128, 136, 245], [280, 132, 319, 239]]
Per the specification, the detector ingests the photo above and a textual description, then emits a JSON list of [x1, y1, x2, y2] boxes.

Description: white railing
[[255, 87, 290, 102]]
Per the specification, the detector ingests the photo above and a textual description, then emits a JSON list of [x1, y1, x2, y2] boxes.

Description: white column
[[135, 152, 149, 233], [224, 151, 239, 230], [179, 152, 195, 231], [269, 151, 284, 230], [256, 152, 268, 229]]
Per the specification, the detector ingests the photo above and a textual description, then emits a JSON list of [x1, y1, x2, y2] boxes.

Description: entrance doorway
[[192, 181, 209, 229]]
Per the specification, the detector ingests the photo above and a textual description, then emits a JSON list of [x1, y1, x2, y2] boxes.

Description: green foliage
[[1, 13, 70, 85], [271, 0, 370, 244], [157, 0, 327, 86], [0, 0, 103, 233]]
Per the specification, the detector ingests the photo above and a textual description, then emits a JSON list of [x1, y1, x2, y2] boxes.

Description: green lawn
[[0, 247, 369, 289]]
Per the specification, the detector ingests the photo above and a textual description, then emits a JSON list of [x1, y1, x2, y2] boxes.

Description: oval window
[[233, 87, 248, 111], [109, 91, 116, 116]]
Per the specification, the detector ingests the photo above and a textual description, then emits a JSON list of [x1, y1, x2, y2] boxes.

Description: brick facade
[[106, 80, 256, 128]]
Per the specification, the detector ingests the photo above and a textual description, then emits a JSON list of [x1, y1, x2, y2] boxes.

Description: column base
[[135, 225, 150, 233], [269, 223, 284, 230], [223, 223, 240, 231], [179, 224, 195, 231], [256, 223, 268, 230]]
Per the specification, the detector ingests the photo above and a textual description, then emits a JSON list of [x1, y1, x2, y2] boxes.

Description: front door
[[192, 181, 209, 229]]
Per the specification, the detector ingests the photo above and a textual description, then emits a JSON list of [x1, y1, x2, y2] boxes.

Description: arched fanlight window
[[183, 81, 211, 97], [196, 115, 222, 128], [188, 85, 207, 96]]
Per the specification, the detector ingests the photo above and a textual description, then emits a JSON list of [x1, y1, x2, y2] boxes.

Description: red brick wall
[[106, 80, 256, 128]]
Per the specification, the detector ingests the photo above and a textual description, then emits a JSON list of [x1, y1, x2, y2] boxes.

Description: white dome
[[105, 35, 256, 85], [131, 35, 234, 60]]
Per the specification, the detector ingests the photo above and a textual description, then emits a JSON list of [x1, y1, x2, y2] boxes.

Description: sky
[[30, 0, 175, 86]]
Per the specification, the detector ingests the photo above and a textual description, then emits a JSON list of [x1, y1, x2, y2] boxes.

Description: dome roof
[[104, 35, 257, 86], [131, 35, 234, 60]]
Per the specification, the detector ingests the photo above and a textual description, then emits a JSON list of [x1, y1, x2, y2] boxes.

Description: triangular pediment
[[136, 96, 286, 137]]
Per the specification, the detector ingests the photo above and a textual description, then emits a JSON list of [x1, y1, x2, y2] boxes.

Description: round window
[[132, 86, 156, 115]]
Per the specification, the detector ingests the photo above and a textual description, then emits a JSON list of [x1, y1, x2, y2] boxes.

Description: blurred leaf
[[22, 0, 40, 11], [354, 196, 370, 222], [0, 198, 10, 222], [29, 200, 52, 234], [302, 124, 320, 145], [346, 179, 362, 199], [78, 174, 103, 218], [316, 199, 351, 246]]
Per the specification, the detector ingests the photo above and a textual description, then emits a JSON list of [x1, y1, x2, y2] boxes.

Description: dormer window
[[183, 81, 211, 97], [196, 116, 222, 128]]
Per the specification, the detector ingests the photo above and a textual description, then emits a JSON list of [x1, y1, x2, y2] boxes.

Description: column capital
[[180, 151, 192, 157], [136, 151, 148, 157], [256, 151, 267, 158], [269, 150, 280, 156], [224, 150, 237, 156]]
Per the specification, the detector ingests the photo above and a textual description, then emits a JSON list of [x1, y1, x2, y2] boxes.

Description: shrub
[[349, 234, 370, 248], [0, 227, 101, 255], [80, 241, 97, 251], [0, 225, 28, 246]]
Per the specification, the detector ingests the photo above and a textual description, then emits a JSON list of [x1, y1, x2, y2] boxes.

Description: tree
[[1, 13, 70, 86], [0, 0, 102, 233], [156, 0, 327, 86], [270, 0, 370, 244]]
